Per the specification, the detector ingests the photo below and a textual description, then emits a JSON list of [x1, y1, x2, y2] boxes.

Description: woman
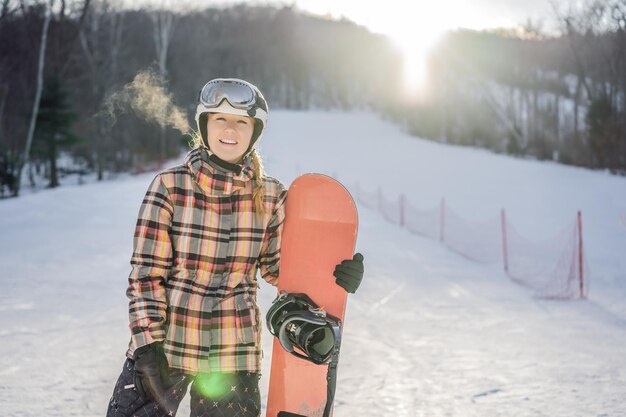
[[106, 78, 364, 417]]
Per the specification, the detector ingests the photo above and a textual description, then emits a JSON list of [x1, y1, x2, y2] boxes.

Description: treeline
[[409, 1, 626, 172], [1, 1, 625, 197], [0, 1, 402, 196]]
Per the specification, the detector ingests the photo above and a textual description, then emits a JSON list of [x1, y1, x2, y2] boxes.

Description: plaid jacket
[[125, 147, 287, 374]]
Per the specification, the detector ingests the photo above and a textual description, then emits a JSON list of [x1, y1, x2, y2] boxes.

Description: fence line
[[348, 180, 587, 299]]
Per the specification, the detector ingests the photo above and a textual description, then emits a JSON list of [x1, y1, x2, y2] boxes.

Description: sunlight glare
[[295, 0, 456, 96], [394, 31, 441, 95], [382, 9, 452, 96]]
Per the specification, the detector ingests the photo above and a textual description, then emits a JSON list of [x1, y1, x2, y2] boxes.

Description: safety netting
[[444, 205, 502, 264], [349, 181, 587, 299], [404, 199, 440, 241], [504, 214, 588, 299], [379, 190, 402, 225], [352, 182, 379, 211]]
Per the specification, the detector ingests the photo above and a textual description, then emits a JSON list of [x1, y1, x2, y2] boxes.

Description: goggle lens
[[200, 80, 263, 110]]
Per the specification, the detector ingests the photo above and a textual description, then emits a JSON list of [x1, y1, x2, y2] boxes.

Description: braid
[[250, 150, 266, 216]]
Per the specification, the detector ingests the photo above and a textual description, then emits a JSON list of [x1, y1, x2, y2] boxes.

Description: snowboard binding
[[266, 291, 342, 365], [267, 291, 343, 417]]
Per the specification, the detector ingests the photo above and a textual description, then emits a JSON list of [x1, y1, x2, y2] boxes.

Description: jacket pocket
[[235, 296, 257, 345]]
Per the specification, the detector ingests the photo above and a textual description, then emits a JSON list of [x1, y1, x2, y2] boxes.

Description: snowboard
[[266, 174, 359, 417]]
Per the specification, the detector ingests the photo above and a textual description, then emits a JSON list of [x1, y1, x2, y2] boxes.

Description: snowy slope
[[1, 111, 625, 417]]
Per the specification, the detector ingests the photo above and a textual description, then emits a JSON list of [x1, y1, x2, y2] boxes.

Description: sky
[[294, 0, 555, 33]]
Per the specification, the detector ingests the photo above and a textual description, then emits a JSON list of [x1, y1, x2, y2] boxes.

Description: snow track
[[1, 111, 625, 416]]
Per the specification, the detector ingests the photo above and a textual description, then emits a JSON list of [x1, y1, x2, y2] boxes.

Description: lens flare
[[194, 373, 236, 399]]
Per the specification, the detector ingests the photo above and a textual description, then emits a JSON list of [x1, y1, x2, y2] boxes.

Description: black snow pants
[[106, 359, 261, 417]]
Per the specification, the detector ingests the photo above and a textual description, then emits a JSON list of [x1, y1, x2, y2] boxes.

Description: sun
[[372, 6, 455, 95], [392, 29, 444, 94], [295, 0, 453, 95]]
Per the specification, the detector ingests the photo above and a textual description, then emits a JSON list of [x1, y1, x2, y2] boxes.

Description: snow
[[1, 110, 625, 416]]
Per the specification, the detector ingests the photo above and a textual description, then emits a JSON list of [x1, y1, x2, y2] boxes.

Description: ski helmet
[[195, 78, 268, 156]]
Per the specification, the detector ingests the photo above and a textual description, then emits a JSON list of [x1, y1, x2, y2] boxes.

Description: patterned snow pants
[[106, 359, 261, 417]]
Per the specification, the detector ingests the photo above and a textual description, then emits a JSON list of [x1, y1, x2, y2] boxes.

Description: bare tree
[[555, 0, 626, 170], [0, 0, 17, 23], [150, 5, 173, 78], [79, 0, 125, 180], [15, 0, 54, 195], [148, 1, 176, 163]]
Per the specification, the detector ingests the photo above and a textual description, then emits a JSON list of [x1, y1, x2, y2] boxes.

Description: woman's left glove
[[334, 253, 364, 294], [133, 342, 173, 408]]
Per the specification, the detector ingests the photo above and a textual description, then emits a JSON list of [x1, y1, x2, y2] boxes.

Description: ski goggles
[[198, 79, 268, 113]]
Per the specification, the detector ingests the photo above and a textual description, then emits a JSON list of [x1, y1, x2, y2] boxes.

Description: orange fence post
[[501, 208, 509, 273], [578, 210, 584, 298], [399, 194, 406, 227], [440, 198, 445, 242]]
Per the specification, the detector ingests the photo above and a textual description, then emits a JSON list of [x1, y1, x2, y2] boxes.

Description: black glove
[[334, 253, 364, 294], [133, 342, 173, 409]]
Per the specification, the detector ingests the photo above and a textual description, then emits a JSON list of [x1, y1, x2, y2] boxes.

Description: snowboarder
[[105, 78, 365, 417]]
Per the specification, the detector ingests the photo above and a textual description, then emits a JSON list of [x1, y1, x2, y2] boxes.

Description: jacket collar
[[185, 147, 255, 196]]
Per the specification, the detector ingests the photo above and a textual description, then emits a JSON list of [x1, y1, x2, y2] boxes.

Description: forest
[[1, 0, 625, 197]]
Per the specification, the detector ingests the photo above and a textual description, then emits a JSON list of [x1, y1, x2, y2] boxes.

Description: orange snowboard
[[265, 174, 359, 417]]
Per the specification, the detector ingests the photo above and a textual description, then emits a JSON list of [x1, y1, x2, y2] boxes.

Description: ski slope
[[1, 111, 625, 416]]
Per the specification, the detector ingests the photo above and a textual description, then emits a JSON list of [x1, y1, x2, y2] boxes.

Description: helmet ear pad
[[249, 120, 264, 151], [199, 113, 209, 147]]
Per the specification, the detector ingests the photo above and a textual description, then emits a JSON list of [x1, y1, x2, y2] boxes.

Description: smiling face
[[206, 112, 255, 163]]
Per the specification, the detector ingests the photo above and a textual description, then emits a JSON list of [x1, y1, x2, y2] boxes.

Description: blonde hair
[[249, 150, 267, 216], [189, 130, 266, 216]]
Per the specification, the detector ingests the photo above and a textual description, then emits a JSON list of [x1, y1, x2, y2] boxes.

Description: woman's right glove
[[133, 342, 173, 408], [334, 253, 364, 294]]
